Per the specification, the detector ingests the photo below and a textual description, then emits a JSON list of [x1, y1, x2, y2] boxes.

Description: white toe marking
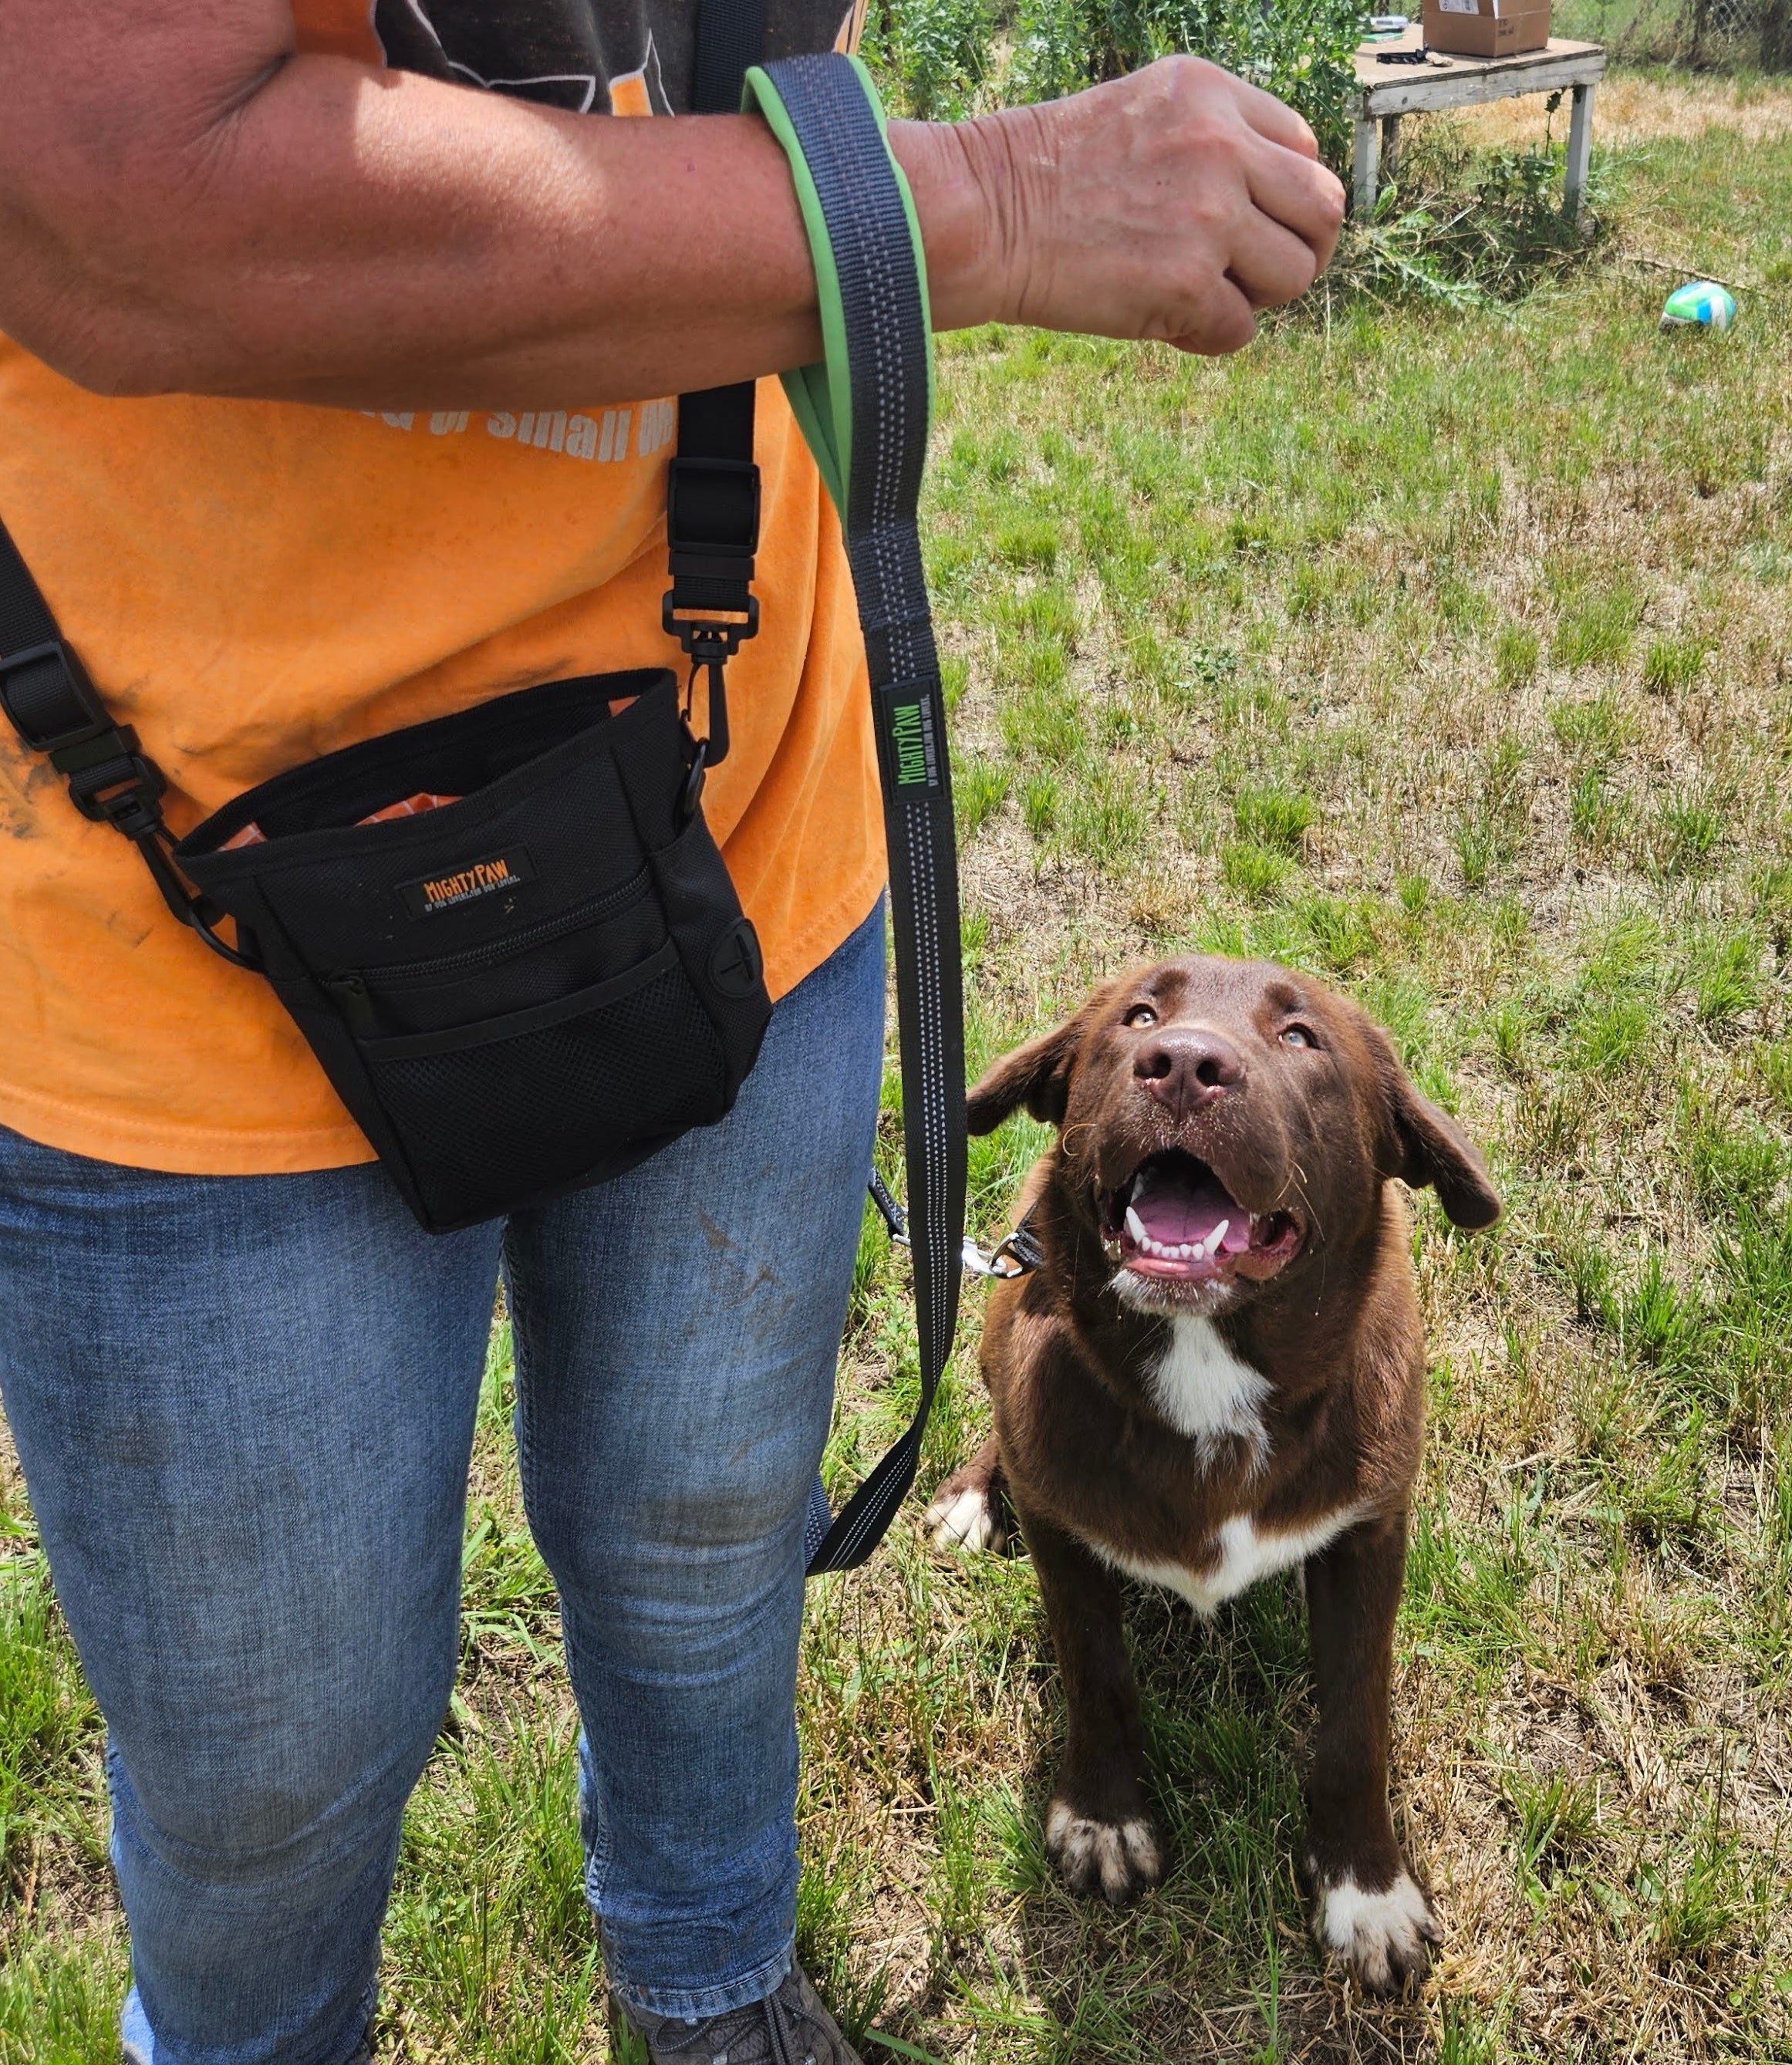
[[924, 1485, 1005, 1554], [1045, 1801, 1161, 1898], [1314, 1871, 1436, 1988]]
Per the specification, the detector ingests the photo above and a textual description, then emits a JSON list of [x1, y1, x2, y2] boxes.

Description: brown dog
[[925, 955, 1500, 1991]]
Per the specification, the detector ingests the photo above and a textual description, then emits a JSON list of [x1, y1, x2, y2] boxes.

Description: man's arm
[[0, 0, 1345, 409]]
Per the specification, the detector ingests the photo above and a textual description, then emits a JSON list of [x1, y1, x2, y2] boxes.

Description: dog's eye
[[1125, 1004, 1158, 1028], [1281, 1024, 1317, 1049]]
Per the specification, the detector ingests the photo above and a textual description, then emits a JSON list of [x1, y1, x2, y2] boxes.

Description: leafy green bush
[[1016, 0, 1362, 164], [869, 0, 1609, 305], [868, 0, 1363, 169], [864, 0, 995, 117]]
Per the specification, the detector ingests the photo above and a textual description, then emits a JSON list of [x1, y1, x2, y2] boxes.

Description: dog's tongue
[[1130, 1162, 1243, 1250]]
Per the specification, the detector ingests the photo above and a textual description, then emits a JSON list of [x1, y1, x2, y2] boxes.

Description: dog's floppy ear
[[967, 1016, 1085, 1135], [1368, 1029, 1501, 1230]]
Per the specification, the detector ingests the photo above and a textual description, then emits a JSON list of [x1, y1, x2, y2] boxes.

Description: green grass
[[8, 67, 1792, 2065]]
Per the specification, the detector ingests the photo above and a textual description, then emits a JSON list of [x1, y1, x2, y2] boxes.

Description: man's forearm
[[4, 52, 874, 406], [0, 1, 1343, 407]]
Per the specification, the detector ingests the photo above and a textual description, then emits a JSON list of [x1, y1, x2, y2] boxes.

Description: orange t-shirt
[[0, 12, 883, 1176]]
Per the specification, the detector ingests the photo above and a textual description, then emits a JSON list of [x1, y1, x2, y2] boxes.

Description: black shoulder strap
[[753, 55, 968, 1577], [692, 0, 764, 117], [0, 525, 256, 967], [662, 0, 766, 774]]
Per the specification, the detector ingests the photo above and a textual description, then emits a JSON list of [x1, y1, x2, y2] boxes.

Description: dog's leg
[[923, 1434, 1010, 1554], [1302, 1509, 1438, 1992], [1021, 1504, 1163, 1905]]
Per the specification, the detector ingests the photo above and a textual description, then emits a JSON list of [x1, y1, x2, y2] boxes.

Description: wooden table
[[1352, 29, 1607, 220]]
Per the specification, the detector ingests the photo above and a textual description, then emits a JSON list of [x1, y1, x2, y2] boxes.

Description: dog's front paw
[[1311, 1869, 1439, 1992], [1045, 1800, 1163, 1905], [923, 1471, 1007, 1555]]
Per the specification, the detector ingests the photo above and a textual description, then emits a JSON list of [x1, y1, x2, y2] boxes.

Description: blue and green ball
[[1661, 280, 1737, 331]]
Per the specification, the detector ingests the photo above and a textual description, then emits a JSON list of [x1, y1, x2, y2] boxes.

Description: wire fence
[[1556, 0, 1792, 64]]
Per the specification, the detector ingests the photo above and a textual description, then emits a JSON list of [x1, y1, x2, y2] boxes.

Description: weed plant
[[1329, 124, 1613, 311]]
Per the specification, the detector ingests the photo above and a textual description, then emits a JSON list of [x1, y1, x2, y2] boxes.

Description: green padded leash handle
[[747, 54, 966, 1577], [742, 57, 934, 519]]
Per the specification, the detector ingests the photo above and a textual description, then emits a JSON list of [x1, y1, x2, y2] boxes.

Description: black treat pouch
[[174, 670, 770, 1233]]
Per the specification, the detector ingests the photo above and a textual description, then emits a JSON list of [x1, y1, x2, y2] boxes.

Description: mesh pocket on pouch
[[365, 955, 727, 1226]]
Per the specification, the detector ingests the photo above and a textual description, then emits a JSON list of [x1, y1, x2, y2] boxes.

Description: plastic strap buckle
[[56, 732, 170, 836], [667, 454, 761, 560], [660, 590, 761, 654], [0, 638, 108, 749], [663, 454, 761, 645], [0, 639, 168, 835], [663, 454, 761, 768]]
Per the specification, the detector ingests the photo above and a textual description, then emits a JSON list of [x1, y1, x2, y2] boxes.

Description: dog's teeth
[[1125, 1206, 1148, 1246], [1190, 1242, 1205, 1261], [1209, 1218, 1230, 1252]]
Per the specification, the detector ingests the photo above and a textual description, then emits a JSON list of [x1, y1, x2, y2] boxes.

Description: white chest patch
[[1080, 1316, 1365, 1615], [1091, 1503, 1368, 1617], [1142, 1316, 1272, 1469]]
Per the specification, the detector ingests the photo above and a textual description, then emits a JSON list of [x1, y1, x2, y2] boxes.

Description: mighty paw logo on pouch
[[399, 848, 536, 916]]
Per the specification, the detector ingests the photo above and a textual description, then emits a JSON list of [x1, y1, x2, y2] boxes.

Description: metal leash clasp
[[868, 1169, 1043, 1280], [968, 1218, 1046, 1279]]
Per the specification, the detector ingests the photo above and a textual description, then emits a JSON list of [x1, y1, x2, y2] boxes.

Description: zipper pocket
[[356, 864, 652, 988], [320, 865, 654, 1038], [322, 971, 381, 1038]]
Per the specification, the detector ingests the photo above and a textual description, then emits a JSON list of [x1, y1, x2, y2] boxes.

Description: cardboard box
[[1422, 0, 1550, 56]]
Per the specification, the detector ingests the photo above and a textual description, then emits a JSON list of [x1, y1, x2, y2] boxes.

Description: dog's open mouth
[[1102, 1150, 1304, 1284]]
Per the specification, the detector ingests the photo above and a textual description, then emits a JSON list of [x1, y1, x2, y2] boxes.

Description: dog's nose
[[1134, 1026, 1246, 1114]]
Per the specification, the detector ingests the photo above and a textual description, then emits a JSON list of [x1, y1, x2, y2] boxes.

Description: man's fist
[[898, 56, 1347, 355]]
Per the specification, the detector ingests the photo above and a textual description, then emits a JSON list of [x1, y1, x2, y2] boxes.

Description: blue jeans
[[0, 900, 884, 2065]]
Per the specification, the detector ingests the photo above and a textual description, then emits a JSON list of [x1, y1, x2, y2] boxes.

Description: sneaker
[[610, 1961, 863, 2065]]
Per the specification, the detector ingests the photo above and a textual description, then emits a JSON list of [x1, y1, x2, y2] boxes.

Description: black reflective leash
[[681, 20, 971, 1571], [748, 54, 967, 1575]]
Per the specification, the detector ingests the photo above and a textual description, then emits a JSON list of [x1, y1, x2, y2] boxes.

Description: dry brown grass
[[1457, 73, 1792, 151]]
